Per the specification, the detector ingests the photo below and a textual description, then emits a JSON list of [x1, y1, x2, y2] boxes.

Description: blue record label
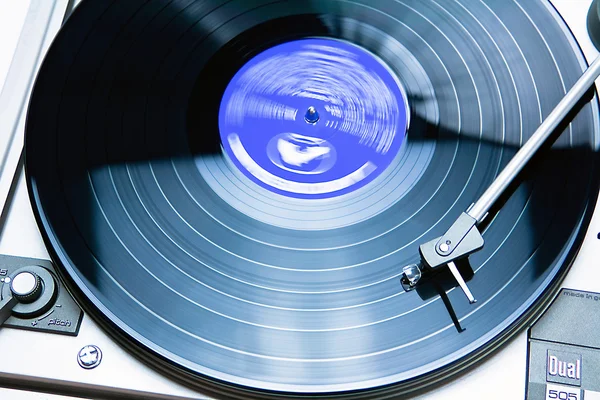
[[218, 38, 409, 199]]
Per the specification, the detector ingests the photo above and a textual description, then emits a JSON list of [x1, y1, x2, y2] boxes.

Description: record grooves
[[24, 0, 600, 398]]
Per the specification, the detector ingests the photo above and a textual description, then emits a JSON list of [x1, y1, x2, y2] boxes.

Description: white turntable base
[[0, 1, 599, 399]]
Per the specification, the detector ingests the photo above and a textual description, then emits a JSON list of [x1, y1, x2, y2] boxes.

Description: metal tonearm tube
[[400, 57, 600, 304]]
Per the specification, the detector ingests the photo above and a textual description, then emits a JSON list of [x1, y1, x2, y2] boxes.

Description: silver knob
[[10, 271, 42, 303], [78, 345, 102, 369]]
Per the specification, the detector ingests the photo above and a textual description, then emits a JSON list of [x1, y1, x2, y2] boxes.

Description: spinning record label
[[218, 38, 409, 199]]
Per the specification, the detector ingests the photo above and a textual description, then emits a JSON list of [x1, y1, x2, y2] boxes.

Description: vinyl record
[[25, 0, 599, 397]]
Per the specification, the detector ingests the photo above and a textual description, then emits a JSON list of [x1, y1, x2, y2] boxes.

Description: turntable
[[1, 1, 600, 399]]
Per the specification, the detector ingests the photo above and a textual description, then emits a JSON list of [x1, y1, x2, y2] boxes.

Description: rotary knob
[[2, 266, 57, 319], [10, 271, 43, 304]]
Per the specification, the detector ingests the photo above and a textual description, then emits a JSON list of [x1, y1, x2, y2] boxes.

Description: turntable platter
[[24, 0, 599, 397]]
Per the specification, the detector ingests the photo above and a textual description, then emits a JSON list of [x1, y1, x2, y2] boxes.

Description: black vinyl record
[[25, 0, 599, 398]]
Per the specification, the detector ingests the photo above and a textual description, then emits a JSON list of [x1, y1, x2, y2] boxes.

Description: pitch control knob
[[10, 271, 42, 304], [1, 266, 57, 319]]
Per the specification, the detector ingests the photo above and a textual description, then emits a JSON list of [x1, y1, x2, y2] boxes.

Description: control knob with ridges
[[10, 271, 43, 304]]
